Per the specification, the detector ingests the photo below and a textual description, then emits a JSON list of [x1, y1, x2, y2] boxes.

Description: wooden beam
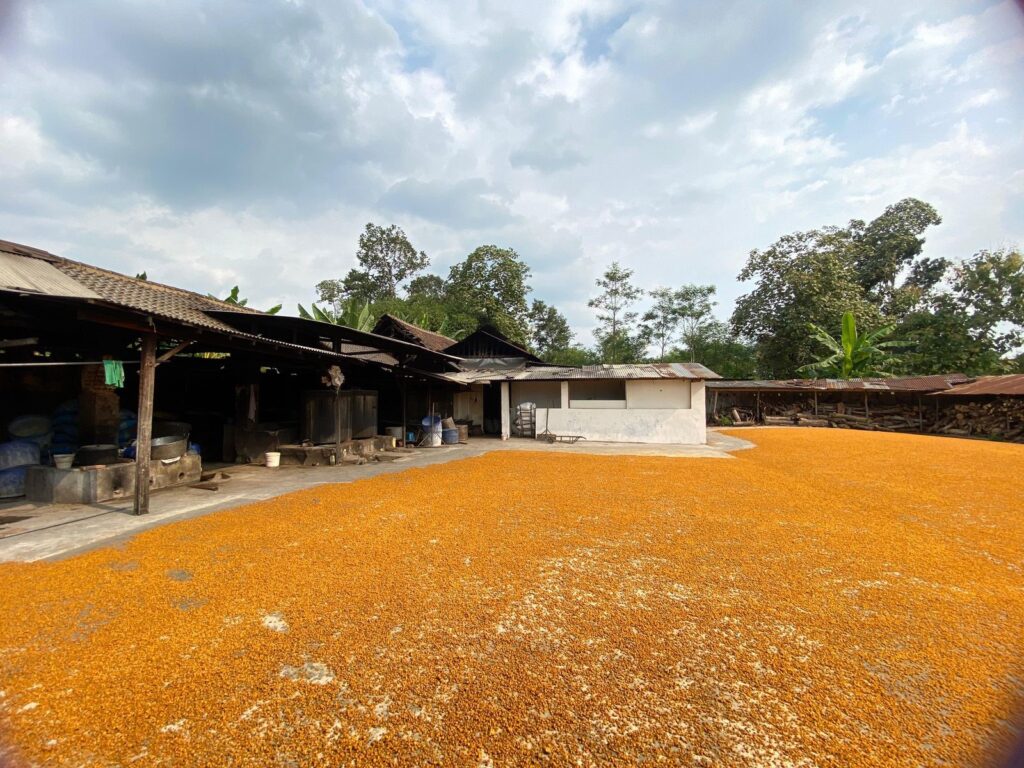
[[134, 333, 157, 515], [156, 339, 193, 365]]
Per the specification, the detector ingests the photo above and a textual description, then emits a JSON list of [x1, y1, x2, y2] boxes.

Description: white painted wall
[[530, 379, 707, 444], [537, 406, 706, 444], [625, 379, 691, 409]]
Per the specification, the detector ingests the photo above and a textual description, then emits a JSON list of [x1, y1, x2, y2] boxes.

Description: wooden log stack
[[931, 399, 1024, 442], [754, 395, 1023, 442]]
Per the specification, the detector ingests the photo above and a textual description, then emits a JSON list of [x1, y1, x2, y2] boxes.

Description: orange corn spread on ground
[[1, 429, 1023, 767]]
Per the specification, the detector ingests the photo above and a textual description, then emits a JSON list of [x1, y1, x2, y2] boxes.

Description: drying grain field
[[1, 429, 1023, 767]]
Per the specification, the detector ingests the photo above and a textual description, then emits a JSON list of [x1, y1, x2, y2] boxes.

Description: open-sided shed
[[0, 239, 458, 512]]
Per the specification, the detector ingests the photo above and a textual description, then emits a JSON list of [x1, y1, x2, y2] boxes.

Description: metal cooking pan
[[150, 435, 187, 460]]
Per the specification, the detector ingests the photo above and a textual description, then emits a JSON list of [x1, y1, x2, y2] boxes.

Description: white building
[[450, 363, 719, 445]]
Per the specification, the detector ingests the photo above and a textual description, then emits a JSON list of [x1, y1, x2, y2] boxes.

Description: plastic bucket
[[441, 428, 459, 445], [53, 454, 74, 470], [265, 451, 281, 468], [424, 432, 441, 447]]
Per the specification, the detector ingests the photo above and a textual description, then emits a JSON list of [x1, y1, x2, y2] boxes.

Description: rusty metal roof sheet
[[934, 375, 1024, 397], [708, 373, 971, 393], [445, 362, 720, 384]]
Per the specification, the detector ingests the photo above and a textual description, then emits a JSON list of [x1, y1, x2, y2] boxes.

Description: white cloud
[[0, 0, 1020, 347], [958, 88, 1005, 111]]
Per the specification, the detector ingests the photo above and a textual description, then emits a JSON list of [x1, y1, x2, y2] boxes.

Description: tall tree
[[676, 285, 717, 362], [731, 228, 877, 376], [589, 262, 643, 363], [528, 300, 573, 359], [445, 245, 532, 344], [732, 199, 952, 377], [641, 287, 682, 362], [354, 222, 429, 299], [849, 198, 942, 312]]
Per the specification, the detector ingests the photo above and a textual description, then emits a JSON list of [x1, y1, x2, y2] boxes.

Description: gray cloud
[[378, 177, 518, 229]]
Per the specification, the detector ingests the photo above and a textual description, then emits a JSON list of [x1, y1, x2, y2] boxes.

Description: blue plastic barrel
[[0, 466, 29, 498], [420, 415, 442, 433], [441, 428, 459, 445], [0, 441, 41, 471]]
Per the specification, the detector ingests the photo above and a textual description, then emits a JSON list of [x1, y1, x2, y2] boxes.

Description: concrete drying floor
[[0, 432, 745, 563], [1, 429, 1022, 767]]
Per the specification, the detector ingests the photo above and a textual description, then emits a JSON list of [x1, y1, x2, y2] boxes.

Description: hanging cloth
[[103, 359, 125, 388]]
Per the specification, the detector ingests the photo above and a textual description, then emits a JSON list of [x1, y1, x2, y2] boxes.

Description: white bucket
[[53, 454, 74, 470], [265, 451, 281, 468], [384, 426, 403, 440], [424, 432, 442, 448]]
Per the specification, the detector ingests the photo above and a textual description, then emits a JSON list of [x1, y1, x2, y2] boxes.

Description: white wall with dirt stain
[[531, 380, 707, 444]]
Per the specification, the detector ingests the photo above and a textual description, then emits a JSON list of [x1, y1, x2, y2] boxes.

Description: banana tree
[[297, 300, 374, 331], [211, 286, 281, 314], [798, 311, 904, 379]]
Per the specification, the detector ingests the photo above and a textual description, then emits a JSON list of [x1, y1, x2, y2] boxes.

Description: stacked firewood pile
[[931, 399, 1024, 442], [749, 396, 1024, 442], [760, 399, 929, 432]]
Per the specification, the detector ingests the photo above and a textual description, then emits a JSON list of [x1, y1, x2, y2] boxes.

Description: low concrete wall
[[536, 406, 707, 444]]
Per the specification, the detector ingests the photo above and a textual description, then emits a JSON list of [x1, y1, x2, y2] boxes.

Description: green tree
[[589, 262, 643, 363], [406, 274, 445, 302], [798, 311, 903, 379], [730, 198, 956, 377], [545, 345, 601, 366], [354, 222, 429, 299], [676, 285, 717, 362], [732, 228, 877, 376], [641, 287, 682, 362], [850, 198, 942, 312], [528, 300, 573, 359], [445, 245, 532, 344], [901, 249, 1024, 374], [211, 285, 281, 314], [669, 320, 759, 379]]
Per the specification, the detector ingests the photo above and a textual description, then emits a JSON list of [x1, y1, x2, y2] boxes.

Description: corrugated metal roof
[[445, 362, 720, 384], [0, 251, 100, 299], [934, 375, 1024, 397], [708, 373, 971, 394]]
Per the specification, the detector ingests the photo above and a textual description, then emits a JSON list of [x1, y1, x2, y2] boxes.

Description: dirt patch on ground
[[0, 430, 1022, 766]]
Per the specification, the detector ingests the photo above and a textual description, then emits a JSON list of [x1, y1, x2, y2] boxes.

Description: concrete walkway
[[0, 431, 752, 563]]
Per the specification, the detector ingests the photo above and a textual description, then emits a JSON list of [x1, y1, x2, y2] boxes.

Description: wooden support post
[[400, 369, 408, 445], [918, 394, 924, 430], [813, 392, 818, 416], [755, 392, 761, 423], [864, 393, 870, 419], [134, 333, 157, 516]]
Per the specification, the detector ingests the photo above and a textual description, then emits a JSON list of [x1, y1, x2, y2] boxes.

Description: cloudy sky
[[1, 1, 1022, 343]]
